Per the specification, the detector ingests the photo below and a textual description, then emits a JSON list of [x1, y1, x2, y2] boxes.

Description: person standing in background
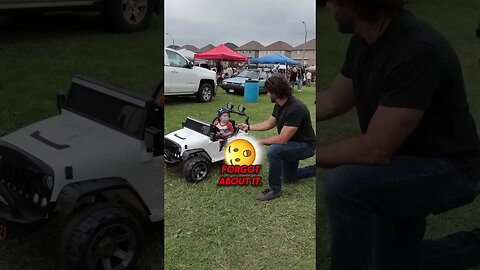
[[297, 67, 304, 92], [289, 67, 297, 91], [306, 70, 312, 87]]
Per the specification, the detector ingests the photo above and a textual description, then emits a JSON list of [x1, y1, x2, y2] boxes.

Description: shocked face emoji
[[224, 139, 256, 165]]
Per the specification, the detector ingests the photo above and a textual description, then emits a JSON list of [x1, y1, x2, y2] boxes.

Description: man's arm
[[316, 74, 355, 121], [316, 106, 424, 167], [238, 116, 276, 131], [258, 126, 299, 145]]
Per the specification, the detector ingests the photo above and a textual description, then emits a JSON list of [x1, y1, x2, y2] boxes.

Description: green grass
[[316, 0, 480, 269], [0, 12, 163, 134], [164, 87, 317, 269], [0, 13, 163, 270]]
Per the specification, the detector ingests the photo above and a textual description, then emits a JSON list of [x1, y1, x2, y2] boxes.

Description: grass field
[[316, 0, 480, 269], [0, 13, 163, 270], [164, 87, 316, 269]]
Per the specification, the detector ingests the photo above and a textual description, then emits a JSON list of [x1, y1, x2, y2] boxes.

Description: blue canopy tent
[[249, 53, 300, 65], [249, 53, 300, 78]]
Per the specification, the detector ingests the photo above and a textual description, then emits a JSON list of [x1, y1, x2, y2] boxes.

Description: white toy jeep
[[164, 102, 249, 182], [0, 75, 163, 270]]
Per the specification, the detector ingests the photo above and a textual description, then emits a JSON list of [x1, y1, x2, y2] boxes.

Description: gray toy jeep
[[0, 75, 163, 270]]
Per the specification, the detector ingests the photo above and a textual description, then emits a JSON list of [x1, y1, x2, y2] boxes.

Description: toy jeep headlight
[[42, 175, 54, 191], [33, 193, 40, 205]]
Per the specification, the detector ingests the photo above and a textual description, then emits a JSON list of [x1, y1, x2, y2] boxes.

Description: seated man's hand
[[237, 123, 248, 131]]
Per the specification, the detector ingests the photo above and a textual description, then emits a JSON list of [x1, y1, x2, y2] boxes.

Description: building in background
[[263, 41, 294, 57], [234, 41, 266, 58], [291, 38, 316, 66]]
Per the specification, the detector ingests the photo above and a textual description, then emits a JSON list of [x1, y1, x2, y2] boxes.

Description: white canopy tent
[[176, 48, 196, 60]]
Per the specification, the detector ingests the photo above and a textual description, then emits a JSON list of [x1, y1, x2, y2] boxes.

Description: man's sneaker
[[256, 189, 282, 201]]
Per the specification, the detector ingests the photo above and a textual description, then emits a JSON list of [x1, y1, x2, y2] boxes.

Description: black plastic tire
[[183, 156, 211, 183], [104, 0, 155, 32], [196, 82, 213, 103], [60, 205, 145, 270]]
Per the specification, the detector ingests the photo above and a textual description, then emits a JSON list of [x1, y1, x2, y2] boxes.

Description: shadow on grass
[[0, 11, 112, 40], [164, 89, 269, 106], [165, 95, 200, 105], [137, 222, 164, 270]]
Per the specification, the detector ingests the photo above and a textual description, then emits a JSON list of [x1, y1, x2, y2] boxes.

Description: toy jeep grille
[[164, 139, 181, 160], [1, 161, 35, 197], [0, 157, 51, 212]]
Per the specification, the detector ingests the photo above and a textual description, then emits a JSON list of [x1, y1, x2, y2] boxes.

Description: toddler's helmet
[[217, 108, 230, 118]]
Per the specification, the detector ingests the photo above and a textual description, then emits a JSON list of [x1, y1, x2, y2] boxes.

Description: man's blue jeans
[[267, 141, 315, 193], [421, 228, 480, 270], [324, 155, 477, 270]]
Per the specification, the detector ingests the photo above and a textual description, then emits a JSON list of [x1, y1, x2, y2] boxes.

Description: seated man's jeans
[[324, 155, 476, 270], [420, 228, 480, 270], [267, 141, 315, 193]]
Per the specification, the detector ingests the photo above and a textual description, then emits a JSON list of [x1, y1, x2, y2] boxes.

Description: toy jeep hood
[[1, 110, 144, 179]]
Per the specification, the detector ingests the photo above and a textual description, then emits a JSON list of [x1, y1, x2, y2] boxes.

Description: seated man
[[317, 1, 480, 269], [238, 75, 316, 201]]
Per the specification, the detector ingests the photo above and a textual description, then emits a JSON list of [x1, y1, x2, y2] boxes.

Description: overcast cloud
[[165, 0, 316, 49]]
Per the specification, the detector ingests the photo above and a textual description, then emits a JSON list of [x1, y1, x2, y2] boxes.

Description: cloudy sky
[[165, 0, 316, 49]]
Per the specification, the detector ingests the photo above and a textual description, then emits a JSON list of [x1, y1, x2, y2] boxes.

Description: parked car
[[220, 69, 274, 95], [0, 0, 162, 32], [0, 75, 163, 270], [164, 48, 217, 102]]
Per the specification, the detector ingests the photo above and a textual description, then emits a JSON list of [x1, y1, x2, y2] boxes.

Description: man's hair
[[337, 0, 405, 22], [265, 75, 292, 99]]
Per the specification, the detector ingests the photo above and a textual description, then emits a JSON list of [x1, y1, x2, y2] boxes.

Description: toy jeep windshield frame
[[63, 75, 155, 140]]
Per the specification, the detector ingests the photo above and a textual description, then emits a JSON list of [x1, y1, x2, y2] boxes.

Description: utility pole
[[166, 32, 175, 48], [302, 21, 307, 67]]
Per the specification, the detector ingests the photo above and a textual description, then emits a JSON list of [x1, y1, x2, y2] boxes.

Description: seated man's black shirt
[[341, 11, 480, 182], [272, 95, 316, 148]]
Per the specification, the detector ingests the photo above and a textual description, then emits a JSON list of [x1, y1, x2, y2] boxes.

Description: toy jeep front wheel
[[183, 156, 211, 182], [61, 205, 144, 270]]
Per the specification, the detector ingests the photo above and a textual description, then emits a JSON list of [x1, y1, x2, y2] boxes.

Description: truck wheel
[[60, 205, 144, 270], [196, 83, 213, 103], [183, 156, 210, 182], [104, 0, 154, 32]]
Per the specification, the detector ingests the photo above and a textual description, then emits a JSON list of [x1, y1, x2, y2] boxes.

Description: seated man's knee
[[324, 165, 361, 205], [267, 144, 283, 158]]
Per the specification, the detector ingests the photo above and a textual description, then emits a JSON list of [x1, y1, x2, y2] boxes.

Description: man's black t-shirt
[[272, 95, 316, 148], [341, 11, 480, 181]]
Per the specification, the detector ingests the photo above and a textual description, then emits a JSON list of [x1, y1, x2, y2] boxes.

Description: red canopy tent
[[194, 44, 247, 62]]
